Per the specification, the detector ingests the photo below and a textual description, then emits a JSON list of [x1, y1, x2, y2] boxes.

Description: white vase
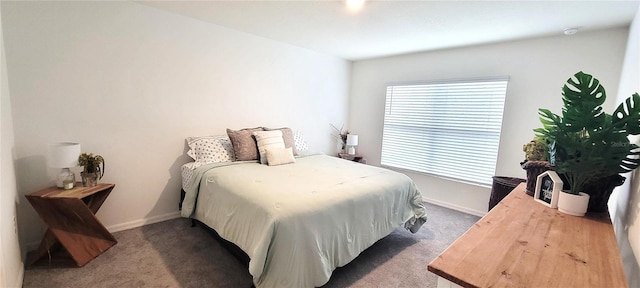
[[558, 191, 590, 216], [336, 138, 344, 155]]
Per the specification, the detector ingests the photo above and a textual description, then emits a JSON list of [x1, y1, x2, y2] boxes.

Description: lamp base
[[347, 146, 356, 155], [57, 168, 76, 190]]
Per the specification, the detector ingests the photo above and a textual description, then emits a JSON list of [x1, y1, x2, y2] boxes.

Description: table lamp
[[346, 134, 358, 155], [47, 142, 81, 190]]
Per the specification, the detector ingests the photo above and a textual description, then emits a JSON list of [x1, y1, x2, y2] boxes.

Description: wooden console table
[[338, 153, 366, 163], [428, 183, 627, 288], [25, 183, 117, 267]]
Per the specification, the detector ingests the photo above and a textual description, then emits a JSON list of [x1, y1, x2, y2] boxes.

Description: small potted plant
[[521, 137, 551, 196], [535, 71, 640, 215], [78, 153, 105, 187]]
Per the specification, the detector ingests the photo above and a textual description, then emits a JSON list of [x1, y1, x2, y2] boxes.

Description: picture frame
[[534, 170, 562, 208]]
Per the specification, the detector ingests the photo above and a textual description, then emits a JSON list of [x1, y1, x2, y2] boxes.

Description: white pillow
[[253, 130, 285, 165], [186, 135, 235, 164], [266, 147, 296, 166], [293, 130, 308, 152]]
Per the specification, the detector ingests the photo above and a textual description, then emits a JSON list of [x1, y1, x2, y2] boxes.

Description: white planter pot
[[558, 191, 590, 217]]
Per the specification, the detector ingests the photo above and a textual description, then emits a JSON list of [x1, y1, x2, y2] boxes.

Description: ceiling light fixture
[[563, 27, 579, 36], [346, 0, 366, 12]]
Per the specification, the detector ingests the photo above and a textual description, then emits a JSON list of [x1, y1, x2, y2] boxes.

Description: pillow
[[293, 130, 309, 152], [265, 127, 298, 155], [227, 127, 264, 161], [253, 130, 286, 164], [266, 147, 296, 166], [186, 135, 234, 164]]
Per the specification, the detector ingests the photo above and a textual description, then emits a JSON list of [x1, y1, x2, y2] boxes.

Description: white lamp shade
[[346, 134, 359, 146], [47, 142, 81, 168]]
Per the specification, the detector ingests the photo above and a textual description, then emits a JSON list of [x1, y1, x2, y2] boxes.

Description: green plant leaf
[[534, 109, 562, 139], [618, 144, 640, 173], [612, 93, 640, 135], [561, 71, 607, 132]]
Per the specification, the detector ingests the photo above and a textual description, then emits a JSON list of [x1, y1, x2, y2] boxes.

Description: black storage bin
[[488, 176, 526, 210]]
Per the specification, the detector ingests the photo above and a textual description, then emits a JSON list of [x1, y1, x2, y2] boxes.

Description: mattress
[[181, 154, 427, 288]]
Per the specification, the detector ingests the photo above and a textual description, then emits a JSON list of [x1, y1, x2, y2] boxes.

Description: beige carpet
[[23, 202, 480, 288]]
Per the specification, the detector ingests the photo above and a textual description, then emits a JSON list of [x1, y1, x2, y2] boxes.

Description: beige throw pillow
[[253, 130, 286, 164], [227, 127, 264, 161], [266, 147, 296, 166]]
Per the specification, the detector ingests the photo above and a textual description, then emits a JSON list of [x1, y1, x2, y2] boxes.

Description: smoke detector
[[563, 27, 579, 35]]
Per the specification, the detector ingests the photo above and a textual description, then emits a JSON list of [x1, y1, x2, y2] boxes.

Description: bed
[[180, 131, 427, 288]]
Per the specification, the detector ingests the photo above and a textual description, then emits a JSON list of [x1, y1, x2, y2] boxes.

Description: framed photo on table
[[534, 171, 562, 208]]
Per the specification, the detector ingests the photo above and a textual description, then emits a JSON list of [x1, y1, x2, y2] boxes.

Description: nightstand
[[25, 183, 117, 267], [338, 153, 366, 163]]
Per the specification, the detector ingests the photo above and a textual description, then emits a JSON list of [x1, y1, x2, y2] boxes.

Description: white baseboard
[[107, 211, 181, 233], [25, 211, 182, 251], [423, 197, 487, 217]]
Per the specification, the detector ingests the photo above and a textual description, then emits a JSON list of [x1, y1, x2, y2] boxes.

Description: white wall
[[1, 1, 349, 248], [350, 28, 628, 215], [610, 6, 640, 287], [0, 1, 24, 286]]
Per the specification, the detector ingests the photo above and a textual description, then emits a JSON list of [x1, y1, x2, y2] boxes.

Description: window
[[381, 76, 509, 186]]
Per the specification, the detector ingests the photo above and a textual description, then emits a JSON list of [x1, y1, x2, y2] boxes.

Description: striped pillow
[[265, 127, 298, 155], [253, 130, 285, 165]]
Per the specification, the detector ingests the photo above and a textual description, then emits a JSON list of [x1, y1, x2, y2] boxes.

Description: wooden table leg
[[26, 188, 117, 267], [26, 229, 59, 266], [83, 186, 113, 214]]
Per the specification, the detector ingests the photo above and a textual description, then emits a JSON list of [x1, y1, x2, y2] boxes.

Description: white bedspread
[[181, 154, 427, 288]]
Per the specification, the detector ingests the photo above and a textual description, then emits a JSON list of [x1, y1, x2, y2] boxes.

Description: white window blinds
[[381, 77, 509, 186]]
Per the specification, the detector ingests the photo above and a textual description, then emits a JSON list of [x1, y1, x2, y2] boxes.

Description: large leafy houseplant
[[534, 72, 640, 203]]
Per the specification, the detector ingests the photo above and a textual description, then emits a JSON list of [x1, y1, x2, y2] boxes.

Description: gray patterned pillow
[[186, 135, 235, 164], [265, 127, 298, 155], [294, 130, 309, 152], [227, 127, 264, 161]]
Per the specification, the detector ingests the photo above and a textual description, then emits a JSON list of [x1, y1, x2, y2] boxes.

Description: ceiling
[[141, 0, 640, 61]]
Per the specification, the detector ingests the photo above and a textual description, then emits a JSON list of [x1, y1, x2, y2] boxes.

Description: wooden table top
[[428, 183, 627, 288], [28, 183, 115, 199]]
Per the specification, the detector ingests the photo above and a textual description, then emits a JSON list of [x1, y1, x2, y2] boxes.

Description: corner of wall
[[1, 2, 26, 287], [610, 5, 640, 287]]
